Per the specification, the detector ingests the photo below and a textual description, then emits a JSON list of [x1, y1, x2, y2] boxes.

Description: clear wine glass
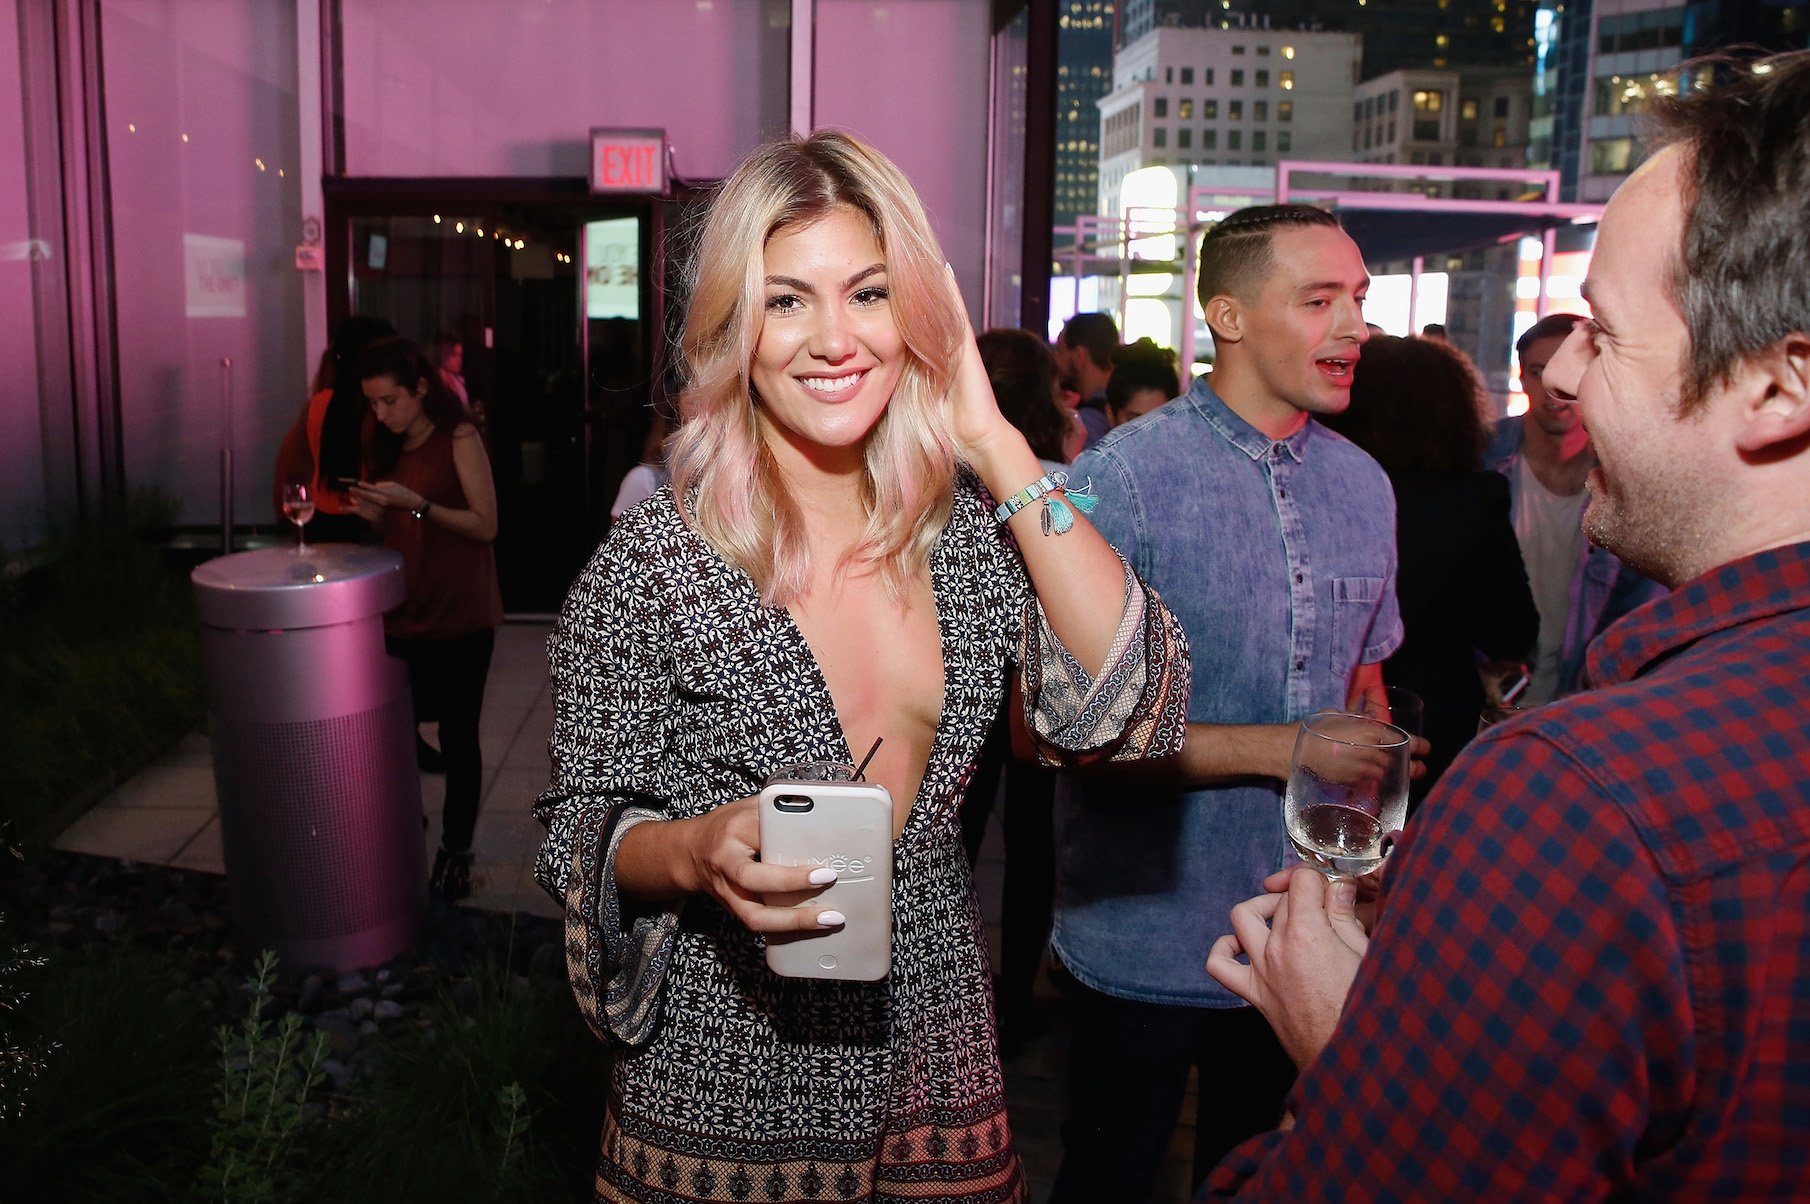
[[1284, 710, 1412, 880], [281, 482, 314, 555], [1361, 684, 1424, 737], [1477, 704, 1526, 734]]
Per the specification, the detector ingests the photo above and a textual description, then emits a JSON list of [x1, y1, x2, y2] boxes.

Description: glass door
[[336, 194, 657, 614]]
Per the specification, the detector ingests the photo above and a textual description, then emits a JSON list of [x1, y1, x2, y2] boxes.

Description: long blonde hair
[[666, 131, 964, 607]]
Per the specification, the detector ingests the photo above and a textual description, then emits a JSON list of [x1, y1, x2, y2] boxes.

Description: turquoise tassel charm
[[1039, 479, 1098, 536]]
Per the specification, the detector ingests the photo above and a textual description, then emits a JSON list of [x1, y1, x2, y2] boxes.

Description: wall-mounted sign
[[184, 233, 246, 319], [590, 128, 667, 195]]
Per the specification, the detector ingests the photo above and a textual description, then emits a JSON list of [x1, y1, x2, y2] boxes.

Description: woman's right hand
[[678, 797, 847, 934], [345, 489, 384, 523]]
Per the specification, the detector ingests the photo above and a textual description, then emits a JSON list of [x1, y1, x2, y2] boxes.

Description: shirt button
[[1278, 487, 1288, 499], [1295, 573, 1304, 584], [1295, 659, 1306, 671]]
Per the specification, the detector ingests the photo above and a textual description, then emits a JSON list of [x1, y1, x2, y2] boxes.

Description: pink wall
[[340, 0, 790, 180], [102, 0, 306, 527], [814, 0, 993, 317]]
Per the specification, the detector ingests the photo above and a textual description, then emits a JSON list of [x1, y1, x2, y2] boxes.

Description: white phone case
[[759, 778, 894, 981]]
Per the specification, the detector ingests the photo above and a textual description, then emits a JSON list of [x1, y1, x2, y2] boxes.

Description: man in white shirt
[[1485, 313, 1659, 700]]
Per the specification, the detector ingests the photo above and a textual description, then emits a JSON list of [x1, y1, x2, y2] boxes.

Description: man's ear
[[1204, 294, 1243, 345], [1733, 333, 1810, 454]]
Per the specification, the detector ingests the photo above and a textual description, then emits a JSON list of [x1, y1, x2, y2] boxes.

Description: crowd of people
[[272, 48, 1810, 1204]]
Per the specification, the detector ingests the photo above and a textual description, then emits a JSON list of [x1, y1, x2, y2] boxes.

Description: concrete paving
[[57, 618, 1204, 1202]]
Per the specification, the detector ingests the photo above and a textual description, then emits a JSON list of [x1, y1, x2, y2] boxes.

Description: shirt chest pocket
[[1332, 575, 1386, 671]]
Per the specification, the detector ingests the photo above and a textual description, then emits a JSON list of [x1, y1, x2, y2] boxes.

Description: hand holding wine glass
[[1284, 711, 1411, 880], [281, 482, 314, 555]]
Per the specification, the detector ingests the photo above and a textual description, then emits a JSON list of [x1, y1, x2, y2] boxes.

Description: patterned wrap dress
[[534, 473, 1190, 1203]]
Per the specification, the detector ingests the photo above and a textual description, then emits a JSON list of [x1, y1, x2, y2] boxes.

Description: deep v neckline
[[769, 534, 955, 836]]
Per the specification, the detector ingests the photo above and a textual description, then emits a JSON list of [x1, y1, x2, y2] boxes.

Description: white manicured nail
[[816, 910, 846, 927], [807, 867, 837, 885]]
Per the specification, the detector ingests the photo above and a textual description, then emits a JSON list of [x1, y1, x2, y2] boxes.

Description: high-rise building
[[1538, 0, 1807, 201], [1350, 67, 1532, 185], [1057, 2, 1117, 232], [1115, 0, 1539, 78], [1529, 0, 1593, 196], [1117, 0, 1213, 45], [1682, 0, 1810, 54], [1095, 24, 1362, 216]]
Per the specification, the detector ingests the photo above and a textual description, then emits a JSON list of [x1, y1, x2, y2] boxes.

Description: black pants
[[958, 709, 1057, 1025], [1049, 982, 1297, 1204], [386, 627, 495, 853]]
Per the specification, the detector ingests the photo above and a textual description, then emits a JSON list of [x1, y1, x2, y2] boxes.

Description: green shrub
[[301, 957, 608, 1201], [0, 491, 205, 844], [0, 941, 217, 1201], [197, 950, 331, 1203]]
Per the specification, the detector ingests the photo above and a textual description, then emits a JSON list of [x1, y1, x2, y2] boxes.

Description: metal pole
[[1407, 256, 1423, 335], [1179, 187, 1199, 375], [220, 357, 234, 554], [1537, 225, 1557, 318]]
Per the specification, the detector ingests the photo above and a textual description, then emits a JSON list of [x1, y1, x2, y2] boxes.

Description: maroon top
[[376, 426, 503, 639]]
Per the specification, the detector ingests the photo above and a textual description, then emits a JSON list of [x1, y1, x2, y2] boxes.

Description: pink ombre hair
[[666, 131, 964, 607]]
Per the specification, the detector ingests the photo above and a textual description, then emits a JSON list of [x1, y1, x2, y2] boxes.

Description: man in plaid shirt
[[1202, 52, 1810, 1201]]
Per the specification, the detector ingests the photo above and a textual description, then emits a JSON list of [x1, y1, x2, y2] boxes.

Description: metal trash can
[[192, 544, 422, 972]]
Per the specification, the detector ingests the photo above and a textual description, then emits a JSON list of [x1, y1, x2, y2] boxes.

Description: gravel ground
[[2, 847, 569, 1093]]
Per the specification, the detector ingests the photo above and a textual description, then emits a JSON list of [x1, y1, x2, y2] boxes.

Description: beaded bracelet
[[993, 471, 1099, 535]]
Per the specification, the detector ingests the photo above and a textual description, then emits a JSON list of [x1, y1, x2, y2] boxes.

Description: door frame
[[322, 175, 673, 609]]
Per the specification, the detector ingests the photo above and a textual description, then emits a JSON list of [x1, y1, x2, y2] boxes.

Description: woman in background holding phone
[[347, 337, 503, 902], [271, 315, 395, 543], [533, 132, 1190, 1202]]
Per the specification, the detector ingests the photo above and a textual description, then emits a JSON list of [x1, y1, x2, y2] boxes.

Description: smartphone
[[759, 768, 893, 981], [336, 476, 360, 489]]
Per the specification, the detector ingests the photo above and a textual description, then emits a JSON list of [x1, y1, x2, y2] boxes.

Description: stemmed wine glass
[[1284, 710, 1411, 880], [281, 482, 315, 555]]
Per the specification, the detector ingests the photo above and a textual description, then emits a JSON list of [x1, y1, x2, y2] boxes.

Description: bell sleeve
[[532, 515, 682, 1050], [967, 473, 1191, 767]]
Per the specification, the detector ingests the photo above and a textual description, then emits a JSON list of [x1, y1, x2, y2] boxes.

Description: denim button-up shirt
[[1053, 378, 1402, 1006]]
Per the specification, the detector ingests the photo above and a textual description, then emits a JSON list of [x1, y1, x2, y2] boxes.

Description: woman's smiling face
[[750, 206, 905, 464]]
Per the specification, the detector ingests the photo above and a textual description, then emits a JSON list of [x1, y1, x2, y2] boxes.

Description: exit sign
[[590, 128, 668, 195]]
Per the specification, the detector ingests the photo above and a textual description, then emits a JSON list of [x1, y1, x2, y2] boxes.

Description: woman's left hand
[[347, 479, 425, 513], [942, 267, 1016, 461]]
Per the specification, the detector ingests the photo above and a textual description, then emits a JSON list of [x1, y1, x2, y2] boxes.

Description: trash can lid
[[191, 544, 406, 630]]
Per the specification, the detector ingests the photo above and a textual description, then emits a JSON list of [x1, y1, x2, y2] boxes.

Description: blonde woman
[[534, 132, 1190, 1202]]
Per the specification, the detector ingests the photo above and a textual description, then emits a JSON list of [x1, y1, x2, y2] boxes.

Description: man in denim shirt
[[1049, 205, 1402, 1202]]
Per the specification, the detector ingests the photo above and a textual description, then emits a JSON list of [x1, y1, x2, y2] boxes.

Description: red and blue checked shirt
[[1206, 541, 1810, 1201]]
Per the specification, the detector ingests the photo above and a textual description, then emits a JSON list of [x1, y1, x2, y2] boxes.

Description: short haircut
[[1059, 312, 1120, 371], [1515, 311, 1583, 360], [1319, 334, 1489, 475], [977, 327, 1070, 463], [1198, 203, 1342, 308], [1106, 339, 1182, 417], [1644, 51, 1810, 412]]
